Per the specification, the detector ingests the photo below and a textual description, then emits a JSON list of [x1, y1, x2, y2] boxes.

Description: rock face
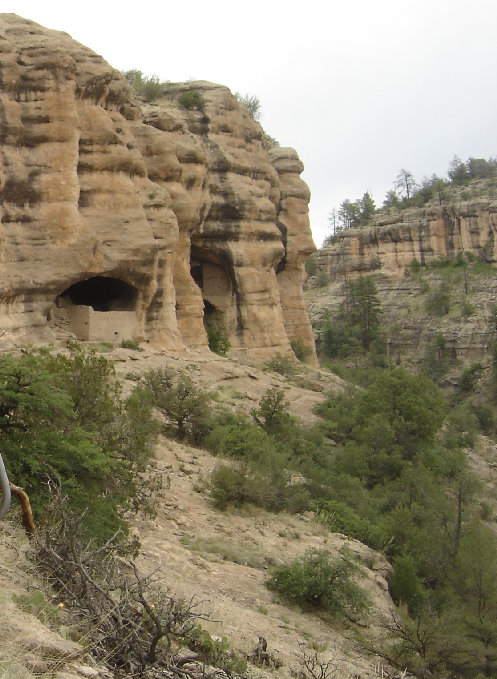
[[0, 14, 317, 364], [316, 203, 497, 281]]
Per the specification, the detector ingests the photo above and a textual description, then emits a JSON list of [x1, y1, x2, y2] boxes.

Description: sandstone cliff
[[315, 202, 497, 281], [0, 14, 317, 364]]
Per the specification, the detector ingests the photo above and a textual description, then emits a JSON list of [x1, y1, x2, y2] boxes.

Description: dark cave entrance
[[203, 299, 220, 325], [59, 276, 138, 311], [189, 248, 234, 332], [49, 276, 140, 342]]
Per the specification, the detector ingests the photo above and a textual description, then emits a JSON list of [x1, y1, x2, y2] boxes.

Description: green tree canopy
[[2, 349, 157, 540], [347, 275, 382, 350], [354, 368, 447, 459]]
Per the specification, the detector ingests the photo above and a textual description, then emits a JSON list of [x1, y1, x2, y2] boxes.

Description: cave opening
[[49, 276, 140, 342], [59, 276, 138, 312], [203, 299, 221, 326], [189, 248, 235, 333]]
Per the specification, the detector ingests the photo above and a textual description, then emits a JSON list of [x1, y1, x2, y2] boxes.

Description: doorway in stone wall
[[189, 248, 235, 335]]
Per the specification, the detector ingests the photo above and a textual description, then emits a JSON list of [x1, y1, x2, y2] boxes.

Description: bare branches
[[32, 491, 245, 679], [294, 643, 341, 679]]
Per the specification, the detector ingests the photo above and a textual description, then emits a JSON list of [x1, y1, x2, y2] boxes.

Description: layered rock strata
[[315, 203, 497, 281], [0, 14, 317, 364]]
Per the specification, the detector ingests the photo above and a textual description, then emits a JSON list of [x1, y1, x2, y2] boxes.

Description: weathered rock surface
[[0, 14, 317, 364], [315, 203, 497, 281]]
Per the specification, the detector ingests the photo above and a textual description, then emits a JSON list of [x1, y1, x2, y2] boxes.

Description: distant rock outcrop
[[315, 203, 497, 281], [0, 14, 317, 364]]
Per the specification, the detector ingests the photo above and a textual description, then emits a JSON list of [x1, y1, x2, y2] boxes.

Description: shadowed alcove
[[189, 247, 235, 331], [60, 276, 138, 311], [49, 276, 140, 342]]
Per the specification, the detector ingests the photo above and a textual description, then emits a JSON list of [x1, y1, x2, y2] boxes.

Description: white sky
[[6, 1, 497, 247]]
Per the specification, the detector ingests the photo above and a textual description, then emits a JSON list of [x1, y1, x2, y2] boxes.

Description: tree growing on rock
[[394, 168, 418, 201]]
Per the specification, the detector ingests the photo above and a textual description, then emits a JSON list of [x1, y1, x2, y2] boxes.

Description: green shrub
[[460, 298, 476, 317], [124, 70, 166, 102], [388, 555, 427, 616], [1, 349, 158, 541], [425, 281, 451, 316], [315, 271, 329, 288], [186, 626, 247, 676], [410, 257, 422, 273], [471, 402, 495, 435], [422, 334, 452, 381], [121, 338, 140, 350], [209, 463, 265, 509], [235, 92, 261, 121], [142, 367, 211, 439], [445, 404, 481, 448], [291, 338, 312, 362], [305, 256, 317, 277], [266, 548, 370, 617], [314, 499, 371, 544], [251, 388, 295, 437], [206, 324, 231, 356], [204, 417, 278, 464], [178, 90, 206, 111], [140, 76, 164, 102], [457, 363, 482, 395], [264, 353, 299, 376]]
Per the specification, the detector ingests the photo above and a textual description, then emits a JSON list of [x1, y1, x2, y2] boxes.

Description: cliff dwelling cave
[[60, 277, 138, 311], [190, 248, 234, 331], [50, 276, 139, 342]]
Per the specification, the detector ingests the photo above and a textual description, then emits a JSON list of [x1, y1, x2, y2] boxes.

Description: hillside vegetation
[[1, 316, 497, 679], [2, 159, 497, 679], [325, 155, 497, 243]]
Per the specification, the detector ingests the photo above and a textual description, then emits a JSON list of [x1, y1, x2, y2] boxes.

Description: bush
[[234, 92, 261, 121], [425, 281, 451, 316], [204, 416, 278, 464], [206, 324, 231, 356], [315, 271, 329, 288], [33, 494, 244, 679], [471, 402, 495, 435], [121, 338, 140, 350], [1, 348, 158, 541], [178, 90, 206, 112], [457, 363, 482, 395], [422, 334, 452, 382], [410, 257, 422, 273], [305, 256, 317, 277], [460, 298, 476, 317], [314, 499, 371, 544], [251, 388, 295, 438], [291, 338, 312, 362], [266, 548, 370, 618], [209, 464, 264, 510], [123, 70, 166, 102], [264, 353, 299, 376], [388, 555, 427, 616], [142, 367, 211, 439]]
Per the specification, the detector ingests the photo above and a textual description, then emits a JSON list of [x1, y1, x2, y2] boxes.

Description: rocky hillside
[[308, 193, 497, 369], [0, 14, 316, 364], [314, 201, 497, 282], [0, 344, 393, 679]]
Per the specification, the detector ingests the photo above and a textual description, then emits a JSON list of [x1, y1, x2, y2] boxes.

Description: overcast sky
[[7, 1, 497, 246]]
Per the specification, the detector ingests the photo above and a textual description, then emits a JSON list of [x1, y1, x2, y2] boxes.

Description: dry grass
[[182, 535, 274, 569]]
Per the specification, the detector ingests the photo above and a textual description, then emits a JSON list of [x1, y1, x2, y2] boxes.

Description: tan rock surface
[[0, 14, 316, 364], [315, 202, 497, 282]]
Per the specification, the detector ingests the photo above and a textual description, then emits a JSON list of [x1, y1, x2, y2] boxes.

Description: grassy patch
[[183, 536, 272, 569]]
